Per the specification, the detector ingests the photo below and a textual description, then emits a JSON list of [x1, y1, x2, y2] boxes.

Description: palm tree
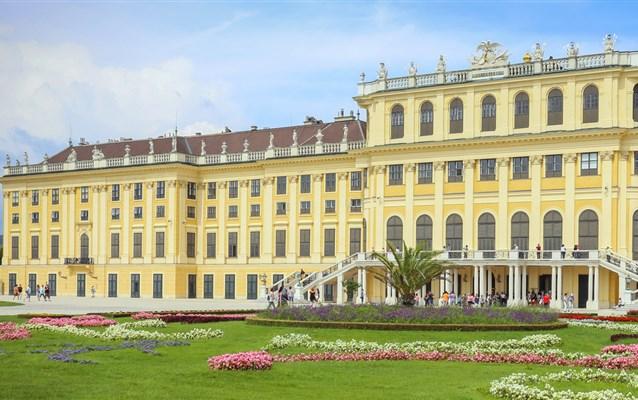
[[373, 241, 447, 306]]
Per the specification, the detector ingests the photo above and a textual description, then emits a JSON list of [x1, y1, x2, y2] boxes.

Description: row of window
[[390, 84, 638, 139]]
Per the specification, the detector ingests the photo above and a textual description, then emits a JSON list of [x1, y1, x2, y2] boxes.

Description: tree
[[342, 278, 360, 303], [373, 241, 447, 306]]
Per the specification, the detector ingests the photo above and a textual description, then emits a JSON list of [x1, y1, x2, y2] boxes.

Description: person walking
[[288, 286, 295, 305], [12, 285, 18, 301], [17, 284, 22, 301], [309, 287, 317, 307], [568, 293, 575, 311], [25, 285, 31, 302], [267, 288, 276, 310], [562, 293, 568, 312], [41, 285, 47, 301]]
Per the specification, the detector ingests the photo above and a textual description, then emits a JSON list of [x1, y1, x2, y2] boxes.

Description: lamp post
[[259, 273, 268, 300]]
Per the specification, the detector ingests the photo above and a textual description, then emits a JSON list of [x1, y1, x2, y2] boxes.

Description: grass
[[0, 301, 22, 307], [0, 315, 636, 399]]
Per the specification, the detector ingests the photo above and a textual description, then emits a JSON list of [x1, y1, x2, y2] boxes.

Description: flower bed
[[565, 319, 638, 333], [132, 312, 251, 324], [259, 305, 559, 326], [560, 314, 638, 323], [611, 333, 638, 342], [208, 351, 273, 371], [490, 369, 638, 400], [27, 315, 116, 327], [0, 322, 30, 341]]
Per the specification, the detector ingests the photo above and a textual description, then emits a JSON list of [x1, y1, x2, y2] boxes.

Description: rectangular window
[[299, 229, 311, 257], [546, 154, 562, 177], [276, 176, 287, 195], [350, 199, 362, 212], [349, 228, 361, 255], [513, 157, 529, 179], [388, 164, 403, 185], [111, 208, 120, 220], [50, 235, 59, 259], [11, 236, 19, 259], [272, 274, 284, 286], [79, 187, 88, 203], [417, 162, 433, 184], [31, 235, 39, 259], [250, 231, 260, 257], [110, 233, 120, 258], [156, 205, 165, 218], [325, 200, 336, 214], [111, 184, 120, 201], [324, 228, 335, 257], [228, 181, 238, 198], [247, 274, 258, 300], [227, 232, 238, 258], [275, 230, 286, 257], [187, 182, 197, 199], [155, 232, 165, 258], [448, 161, 464, 182], [32, 212, 39, 223], [580, 152, 598, 176], [51, 188, 60, 205], [153, 274, 163, 299], [250, 179, 260, 197], [350, 171, 361, 191], [11, 213, 18, 224], [300, 201, 311, 214], [134, 207, 143, 219], [187, 206, 196, 218], [131, 274, 140, 298], [250, 204, 260, 217], [156, 181, 165, 199], [134, 183, 143, 200], [133, 232, 142, 258], [48, 273, 57, 296], [228, 205, 238, 218], [325, 173, 336, 192], [187, 232, 196, 258], [108, 274, 117, 298], [276, 202, 287, 215], [207, 182, 217, 199], [51, 211, 59, 223], [203, 274, 214, 299], [80, 210, 88, 221], [206, 232, 216, 258], [480, 159, 496, 181], [224, 274, 235, 299], [77, 274, 86, 297], [11, 191, 19, 207], [300, 175, 311, 193], [634, 152, 638, 175], [32, 190, 39, 206], [207, 206, 216, 219]]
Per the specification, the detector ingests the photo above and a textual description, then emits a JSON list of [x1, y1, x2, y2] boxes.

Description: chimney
[[334, 109, 356, 122], [250, 125, 258, 131], [195, 132, 202, 136]]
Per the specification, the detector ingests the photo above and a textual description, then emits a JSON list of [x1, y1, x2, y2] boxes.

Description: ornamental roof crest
[[471, 41, 509, 68]]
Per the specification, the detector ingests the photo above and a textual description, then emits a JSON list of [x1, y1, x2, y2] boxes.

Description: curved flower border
[[0, 322, 30, 341]]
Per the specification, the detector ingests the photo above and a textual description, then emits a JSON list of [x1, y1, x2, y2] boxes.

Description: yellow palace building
[[3, 36, 638, 311]]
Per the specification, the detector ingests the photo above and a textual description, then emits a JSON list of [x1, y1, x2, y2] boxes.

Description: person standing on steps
[[560, 244, 566, 259]]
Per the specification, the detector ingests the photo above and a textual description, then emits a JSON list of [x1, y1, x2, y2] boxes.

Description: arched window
[[633, 211, 638, 260], [578, 210, 599, 251], [445, 214, 463, 258], [390, 105, 404, 139], [80, 233, 89, 259], [481, 95, 496, 132], [633, 84, 638, 122], [477, 213, 496, 258], [543, 211, 562, 257], [514, 92, 529, 129], [386, 216, 403, 250], [547, 89, 563, 125], [416, 214, 433, 250], [420, 102, 433, 136], [511, 212, 530, 251], [583, 85, 599, 123], [449, 98, 463, 134]]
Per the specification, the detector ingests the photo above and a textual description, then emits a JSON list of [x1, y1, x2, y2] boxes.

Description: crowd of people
[[267, 285, 304, 309], [410, 289, 576, 310], [12, 283, 52, 302]]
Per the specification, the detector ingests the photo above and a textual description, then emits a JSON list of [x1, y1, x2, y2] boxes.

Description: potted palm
[[343, 278, 360, 303]]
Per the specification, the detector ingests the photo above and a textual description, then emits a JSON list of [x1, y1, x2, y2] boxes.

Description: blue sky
[[0, 1, 637, 227]]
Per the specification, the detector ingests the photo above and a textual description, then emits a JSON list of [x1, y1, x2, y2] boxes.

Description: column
[[508, 265, 514, 303], [439, 273, 445, 296], [2, 193, 9, 264], [514, 264, 521, 304], [600, 151, 614, 249], [97, 186, 108, 264], [453, 269, 459, 294], [337, 274, 343, 304], [405, 164, 415, 246], [593, 265, 600, 309], [522, 265, 527, 302], [463, 160, 475, 250], [238, 180, 248, 263], [336, 172, 348, 259], [41, 189, 49, 264], [556, 266, 563, 309], [496, 158, 509, 250], [143, 182, 154, 262], [530, 156, 543, 250], [551, 266, 557, 302], [362, 268, 367, 303], [374, 166, 386, 250], [311, 174, 322, 262], [357, 268, 363, 304], [196, 183, 206, 265], [20, 190, 28, 262], [166, 181, 176, 263], [618, 152, 629, 255], [564, 154, 577, 247], [473, 265, 479, 295], [586, 266, 594, 308], [433, 162, 445, 250], [288, 176, 298, 261], [486, 267, 492, 295], [60, 189, 69, 259], [261, 179, 271, 262], [479, 265, 486, 298]]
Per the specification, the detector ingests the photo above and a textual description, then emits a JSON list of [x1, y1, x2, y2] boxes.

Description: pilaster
[[122, 184, 130, 262], [404, 163, 415, 246], [564, 153, 577, 246], [238, 179, 249, 263], [463, 159, 475, 249], [288, 176, 298, 262], [433, 162, 445, 250], [374, 166, 386, 250], [218, 181, 228, 260], [496, 158, 509, 249], [166, 181, 176, 263], [262, 178, 273, 262], [337, 172, 348, 259], [144, 182, 154, 263], [601, 151, 614, 249], [618, 151, 629, 255], [530, 155, 543, 248]]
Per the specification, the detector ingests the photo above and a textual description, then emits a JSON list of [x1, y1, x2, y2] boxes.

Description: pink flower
[[208, 351, 273, 371], [27, 315, 116, 327], [0, 322, 30, 341]]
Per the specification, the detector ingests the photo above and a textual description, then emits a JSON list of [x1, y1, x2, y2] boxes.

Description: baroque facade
[[2, 36, 638, 310]]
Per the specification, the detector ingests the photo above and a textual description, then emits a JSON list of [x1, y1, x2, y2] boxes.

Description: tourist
[[467, 293, 475, 306], [426, 291, 434, 306], [288, 286, 295, 305], [572, 244, 579, 259], [414, 292, 421, 306], [617, 297, 625, 309], [606, 246, 612, 262], [17, 284, 22, 300], [267, 289, 276, 310], [449, 291, 456, 306], [12, 285, 18, 301], [281, 286, 289, 306], [25, 285, 31, 302], [300, 268, 305, 280], [359, 288, 365, 304], [543, 292, 550, 308], [562, 293, 568, 311], [441, 291, 449, 306], [463, 244, 469, 258], [91, 285, 96, 298], [536, 243, 541, 259], [560, 244, 566, 259], [309, 287, 317, 307], [568, 293, 575, 311], [36, 284, 41, 301], [41, 285, 48, 301], [277, 286, 283, 306]]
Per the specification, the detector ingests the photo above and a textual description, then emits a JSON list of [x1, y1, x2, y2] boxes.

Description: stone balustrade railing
[[357, 50, 638, 96], [3, 140, 367, 176]]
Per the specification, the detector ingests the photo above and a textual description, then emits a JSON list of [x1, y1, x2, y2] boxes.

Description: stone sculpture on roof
[[436, 55, 446, 73], [148, 139, 154, 155], [377, 62, 388, 80], [200, 140, 206, 156], [471, 41, 509, 68], [91, 145, 104, 161], [292, 129, 298, 147], [243, 138, 249, 153], [66, 148, 77, 163]]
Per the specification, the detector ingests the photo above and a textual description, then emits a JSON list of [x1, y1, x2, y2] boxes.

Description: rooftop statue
[[436, 55, 446, 72], [408, 61, 417, 76], [604, 33, 616, 53], [534, 42, 544, 61], [567, 41, 579, 57], [200, 140, 206, 156], [471, 41, 509, 68], [66, 148, 77, 163], [292, 129, 298, 147], [148, 139, 154, 155], [243, 138, 249, 152], [377, 62, 388, 80], [221, 141, 227, 155], [91, 146, 104, 161]]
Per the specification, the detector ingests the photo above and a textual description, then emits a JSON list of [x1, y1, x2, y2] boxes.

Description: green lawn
[[0, 301, 22, 306], [0, 315, 636, 399]]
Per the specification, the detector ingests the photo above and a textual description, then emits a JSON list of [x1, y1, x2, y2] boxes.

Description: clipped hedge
[[19, 309, 261, 319], [246, 316, 568, 331], [610, 333, 638, 342]]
